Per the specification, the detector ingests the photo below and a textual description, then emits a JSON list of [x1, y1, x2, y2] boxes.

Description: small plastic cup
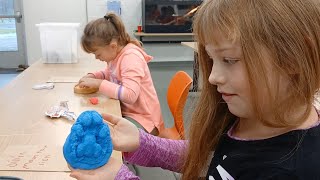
[[137, 25, 142, 32]]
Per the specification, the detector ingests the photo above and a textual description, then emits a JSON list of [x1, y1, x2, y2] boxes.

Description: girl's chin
[[227, 104, 247, 118]]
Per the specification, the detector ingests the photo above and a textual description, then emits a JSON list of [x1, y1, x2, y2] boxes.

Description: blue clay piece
[[63, 110, 113, 170]]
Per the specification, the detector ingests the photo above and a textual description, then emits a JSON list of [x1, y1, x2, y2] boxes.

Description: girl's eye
[[223, 58, 239, 65]]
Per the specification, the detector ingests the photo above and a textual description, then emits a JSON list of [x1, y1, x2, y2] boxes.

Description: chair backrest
[[167, 71, 193, 139]]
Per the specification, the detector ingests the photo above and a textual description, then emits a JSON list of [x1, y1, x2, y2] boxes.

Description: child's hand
[[78, 74, 95, 83], [102, 113, 140, 153], [69, 157, 123, 180], [83, 73, 95, 79], [78, 78, 102, 89]]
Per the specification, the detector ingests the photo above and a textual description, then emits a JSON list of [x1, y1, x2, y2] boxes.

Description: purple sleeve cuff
[[100, 71, 106, 79], [117, 85, 123, 100], [115, 164, 140, 180], [123, 129, 187, 172]]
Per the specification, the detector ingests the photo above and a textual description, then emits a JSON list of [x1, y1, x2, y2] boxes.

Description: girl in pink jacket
[[78, 13, 164, 135]]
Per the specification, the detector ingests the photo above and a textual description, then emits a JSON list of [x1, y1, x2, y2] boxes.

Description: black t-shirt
[[206, 122, 320, 180]]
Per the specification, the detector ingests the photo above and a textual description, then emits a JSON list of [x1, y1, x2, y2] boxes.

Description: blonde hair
[[182, 0, 320, 179], [81, 13, 141, 53]]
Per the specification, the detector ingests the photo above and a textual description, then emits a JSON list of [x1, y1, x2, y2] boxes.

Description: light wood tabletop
[[0, 59, 122, 179]]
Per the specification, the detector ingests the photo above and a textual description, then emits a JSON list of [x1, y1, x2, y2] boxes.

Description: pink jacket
[[92, 43, 164, 133]]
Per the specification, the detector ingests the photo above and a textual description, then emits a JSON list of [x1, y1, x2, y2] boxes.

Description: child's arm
[[98, 53, 150, 104], [115, 164, 140, 180], [123, 130, 187, 172], [99, 113, 185, 179], [91, 70, 109, 80]]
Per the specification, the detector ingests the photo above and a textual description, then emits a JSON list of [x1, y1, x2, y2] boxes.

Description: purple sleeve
[[123, 129, 187, 172], [115, 164, 140, 180]]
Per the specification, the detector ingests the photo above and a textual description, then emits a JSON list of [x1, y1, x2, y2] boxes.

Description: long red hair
[[182, 0, 320, 179]]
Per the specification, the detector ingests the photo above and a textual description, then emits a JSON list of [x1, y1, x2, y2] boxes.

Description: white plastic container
[[36, 23, 80, 63]]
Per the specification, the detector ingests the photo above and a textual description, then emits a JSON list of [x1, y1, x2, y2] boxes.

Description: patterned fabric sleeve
[[115, 130, 187, 180], [115, 130, 187, 179], [115, 164, 140, 180], [92, 70, 109, 80], [124, 129, 187, 171], [98, 54, 145, 103]]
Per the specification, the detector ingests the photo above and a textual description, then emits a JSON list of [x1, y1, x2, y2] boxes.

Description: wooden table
[[181, 42, 199, 92], [0, 59, 122, 179]]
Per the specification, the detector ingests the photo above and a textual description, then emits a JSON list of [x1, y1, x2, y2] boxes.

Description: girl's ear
[[110, 41, 118, 50]]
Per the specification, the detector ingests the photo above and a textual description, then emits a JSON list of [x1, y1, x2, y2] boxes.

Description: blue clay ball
[[72, 124, 84, 137], [98, 126, 108, 138], [63, 110, 113, 170]]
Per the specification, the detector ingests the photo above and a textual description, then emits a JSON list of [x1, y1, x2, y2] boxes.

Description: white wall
[[23, 0, 87, 65], [87, 0, 143, 36], [23, 0, 193, 65]]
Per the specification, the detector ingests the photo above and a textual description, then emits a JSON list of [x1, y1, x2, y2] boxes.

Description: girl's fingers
[[69, 171, 80, 179], [102, 113, 122, 125], [70, 169, 94, 179], [68, 164, 74, 171], [78, 81, 85, 87], [70, 170, 87, 179]]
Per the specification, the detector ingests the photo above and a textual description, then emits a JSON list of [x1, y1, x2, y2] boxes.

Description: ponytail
[[103, 13, 142, 48], [81, 12, 142, 53]]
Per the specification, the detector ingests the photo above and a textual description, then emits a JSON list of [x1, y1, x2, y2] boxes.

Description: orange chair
[[159, 71, 193, 140]]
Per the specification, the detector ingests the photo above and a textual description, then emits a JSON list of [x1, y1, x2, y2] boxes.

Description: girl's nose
[[208, 65, 226, 85]]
